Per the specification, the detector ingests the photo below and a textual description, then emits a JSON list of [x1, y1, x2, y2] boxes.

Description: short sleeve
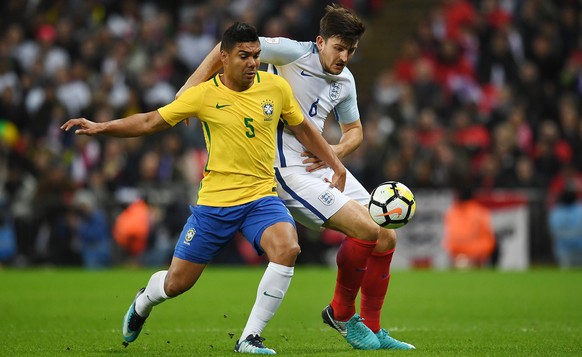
[[259, 37, 312, 66], [158, 85, 204, 126], [334, 75, 360, 124]]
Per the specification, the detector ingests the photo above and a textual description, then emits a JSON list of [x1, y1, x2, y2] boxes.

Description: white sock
[[239, 262, 294, 342], [135, 270, 170, 317]]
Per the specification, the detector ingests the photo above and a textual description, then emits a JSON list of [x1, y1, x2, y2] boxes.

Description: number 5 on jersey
[[244, 117, 255, 138]]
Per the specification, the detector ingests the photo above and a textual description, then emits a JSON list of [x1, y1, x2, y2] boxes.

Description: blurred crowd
[[0, 0, 371, 268], [350, 0, 582, 201], [348, 0, 582, 268], [0, 0, 581, 269]]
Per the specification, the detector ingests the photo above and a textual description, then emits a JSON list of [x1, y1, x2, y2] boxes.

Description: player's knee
[[384, 228, 397, 245], [376, 228, 397, 252], [280, 239, 301, 259], [288, 241, 301, 257], [268, 239, 300, 265]]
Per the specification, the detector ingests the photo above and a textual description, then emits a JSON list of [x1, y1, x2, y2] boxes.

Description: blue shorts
[[174, 196, 296, 264]]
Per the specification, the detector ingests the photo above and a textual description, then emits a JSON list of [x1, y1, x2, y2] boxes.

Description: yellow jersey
[[158, 72, 304, 207]]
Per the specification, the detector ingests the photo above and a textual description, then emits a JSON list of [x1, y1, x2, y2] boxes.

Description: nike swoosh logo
[[216, 103, 231, 109], [300, 70, 312, 77], [377, 207, 402, 217], [263, 291, 283, 299]]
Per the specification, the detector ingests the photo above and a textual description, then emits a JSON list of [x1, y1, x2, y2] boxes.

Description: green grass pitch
[[1, 267, 581, 356]]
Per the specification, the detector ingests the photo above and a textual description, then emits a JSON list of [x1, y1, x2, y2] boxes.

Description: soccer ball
[[368, 181, 416, 229]]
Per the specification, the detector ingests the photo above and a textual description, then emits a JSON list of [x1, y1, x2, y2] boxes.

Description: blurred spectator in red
[[433, 38, 480, 106], [393, 37, 423, 83], [480, 0, 512, 30], [442, 0, 477, 41], [416, 108, 445, 150], [36, 23, 71, 78], [451, 107, 491, 157], [532, 120, 573, 185], [411, 58, 446, 113]]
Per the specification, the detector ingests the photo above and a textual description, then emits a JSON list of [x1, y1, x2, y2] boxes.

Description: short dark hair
[[221, 22, 259, 52], [319, 4, 365, 45]]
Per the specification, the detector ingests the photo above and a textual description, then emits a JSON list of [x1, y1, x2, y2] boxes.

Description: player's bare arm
[[302, 119, 363, 172], [61, 110, 171, 137], [288, 119, 346, 191]]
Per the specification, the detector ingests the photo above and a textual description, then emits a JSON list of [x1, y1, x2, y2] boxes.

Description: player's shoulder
[[259, 71, 289, 86], [256, 72, 294, 100], [178, 77, 213, 99], [259, 37, 314, 63], [339, 66, 356, 83], [260, 36, 314, 51]]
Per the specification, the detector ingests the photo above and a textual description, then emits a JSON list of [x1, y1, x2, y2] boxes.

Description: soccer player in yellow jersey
[[61, 22, 346, 355], [177, 5, 415, 351]]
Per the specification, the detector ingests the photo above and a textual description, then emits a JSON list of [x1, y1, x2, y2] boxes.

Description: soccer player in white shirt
[[178, 4, 415, 350]]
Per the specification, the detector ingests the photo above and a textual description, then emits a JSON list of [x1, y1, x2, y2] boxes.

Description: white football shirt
[[259, 37, 360, 168]]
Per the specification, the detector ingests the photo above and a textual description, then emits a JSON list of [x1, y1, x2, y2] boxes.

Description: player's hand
[[60, 118, 99, 135], [301, 151, 329, 172], [325, 167, 346, 192]]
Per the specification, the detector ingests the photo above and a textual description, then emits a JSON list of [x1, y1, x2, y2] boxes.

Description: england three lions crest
[[318, 190, 335, 206], [262, 99, 274, 121], [329, 81, 342, 101]]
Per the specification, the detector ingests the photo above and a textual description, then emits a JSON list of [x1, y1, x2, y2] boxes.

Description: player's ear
[[316, 35, 325, 50], [220, 49, 228, 65]]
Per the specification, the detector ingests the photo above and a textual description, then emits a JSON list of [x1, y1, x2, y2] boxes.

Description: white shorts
[[274, 166, 370, 231]]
